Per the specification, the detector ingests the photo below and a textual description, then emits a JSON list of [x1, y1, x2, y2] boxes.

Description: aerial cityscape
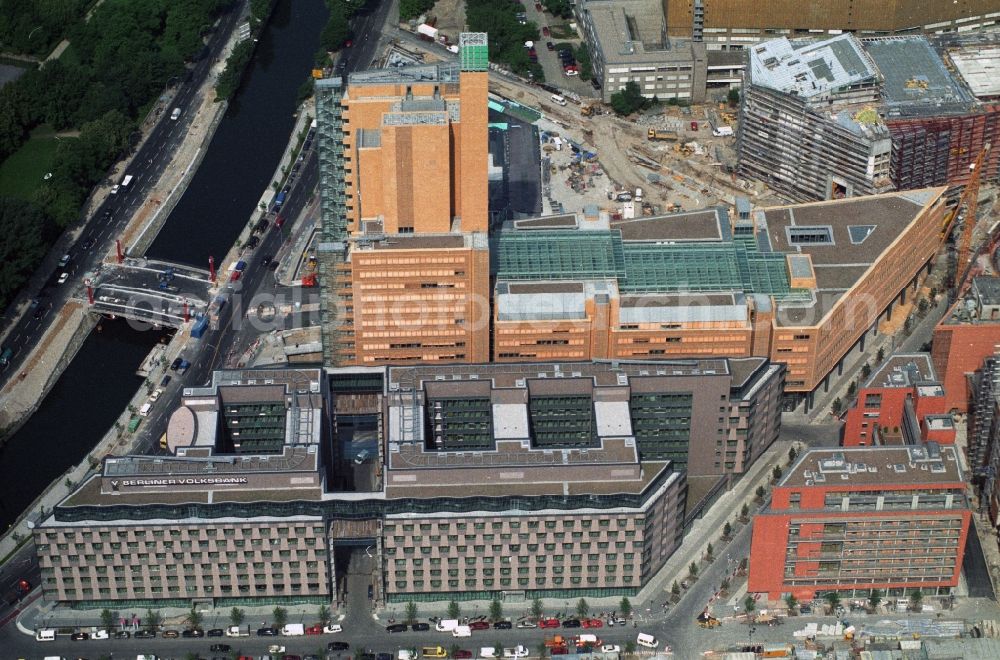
[[3, 0, 1000, 659]]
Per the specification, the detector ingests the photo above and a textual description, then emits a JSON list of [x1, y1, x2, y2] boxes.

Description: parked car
[[452, 651, 473, 659], [601, 645, 621, 653], [328, 642, 350, 651], [550, 647, 568, 656], [181, 628, 203, 637], [57, 272, 69, 284], [386, 623, 407, 633], [469, 621, 490, 631], [539, 618, 560, 628], [160, 374, 172, 387], [542, 26, 550, 36], [162, 629, 180, 638], [546, 41, 555, 51], [493, 621, 513, 629], [324, 624, 343, 633], [71, 632, 90, 641], [516, 620, 538, 629], [114, 630, 131, 639], [306, 625, 323, 635], [170, 357, 183, 371], [535, 2, 543, 10], [411, 622, 430, 631], [561, 619, 581, 628], [211, 644, 232, 652], [582, 618, 603, 628], [134, 629, 156, 639], [257, 626, 279, 636], [92, 629, 109, 639]]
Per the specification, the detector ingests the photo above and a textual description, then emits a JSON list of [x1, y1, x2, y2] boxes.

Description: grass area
[[0, 125, 60, 200], [548, 23, 577, 39]]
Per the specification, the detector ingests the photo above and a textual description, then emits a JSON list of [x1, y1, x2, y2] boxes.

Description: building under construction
[[739, 33, 1000, 202]]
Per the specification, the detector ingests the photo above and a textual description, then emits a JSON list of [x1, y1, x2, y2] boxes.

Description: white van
[[121, 174, 134, 187], [36, 628, 56, 641], [436, 619, 459, 632], [480, 648, 498, 659], [170, 107, 182, 120], [452, 624, 471, 637], [550, 94, 568, 107], [637, 632, 659, 648], [139, 402, 152, 417]]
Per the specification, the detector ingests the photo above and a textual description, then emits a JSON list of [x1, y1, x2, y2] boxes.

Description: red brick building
[[932, 277, 1000, 413], [748, 446, 970, 602], [842, 354, 953, 447]]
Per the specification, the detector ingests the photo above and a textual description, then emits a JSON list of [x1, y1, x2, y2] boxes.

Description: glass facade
[[629, 392, 693, 464]]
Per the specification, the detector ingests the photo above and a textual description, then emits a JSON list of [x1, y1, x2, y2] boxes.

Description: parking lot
[[521, 1, 597, 98]]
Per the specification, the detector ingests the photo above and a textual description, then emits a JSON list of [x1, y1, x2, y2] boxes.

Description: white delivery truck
[[435, 619, 459, 632], [452, 625, 471, 637], [36, 628, 56, 641], [225, 625, 249, 637], [712, 125, 734, 137], [281, 623, 305, 636]]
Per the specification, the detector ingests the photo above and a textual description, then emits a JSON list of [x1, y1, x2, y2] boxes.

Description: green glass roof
[[496, 231, 626, 280], [496, 230, 802, 299]]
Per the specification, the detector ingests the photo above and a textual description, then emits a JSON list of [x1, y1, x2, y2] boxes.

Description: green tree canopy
[[610, 81, 647, 115]]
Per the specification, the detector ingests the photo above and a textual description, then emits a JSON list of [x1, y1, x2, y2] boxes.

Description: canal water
[[0, 0, 328, 531]]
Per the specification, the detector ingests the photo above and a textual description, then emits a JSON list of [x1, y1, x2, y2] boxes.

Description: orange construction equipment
[[950, 144, 991, 296], [301, 273, 318, 288]]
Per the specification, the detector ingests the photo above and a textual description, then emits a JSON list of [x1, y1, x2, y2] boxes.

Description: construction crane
[[941, 144, 990, 296]]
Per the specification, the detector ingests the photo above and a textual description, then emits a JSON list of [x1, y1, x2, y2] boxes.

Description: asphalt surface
[[0, 3, 243, 387]]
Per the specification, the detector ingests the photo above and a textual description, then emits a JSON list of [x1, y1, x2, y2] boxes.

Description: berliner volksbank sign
[[112, 477, 250, 488]]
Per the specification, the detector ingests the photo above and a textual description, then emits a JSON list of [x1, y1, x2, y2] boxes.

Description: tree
[[620, 597, 632, 617], [720, 577, 731, 593], [723, 521, 732, 538], [788, 446, 797, 463], [831, 397, 843, 415], [904, 316, 913, 333], [489, 598, 503, 622], [689, 561, 698, 578], [861, 362, 872, 379], [542, 0, 574, 19], [610, 81, 647, 116], [530, 598, 544, 620], [755, 485, 766, 502], [576, 598, 589, 618], [743, 594, 756, 617], [145, 609, 162, 630], [230, 607, 245, 628], [624, 641, 637, 658], [705, 542, 714, 560], [100, 608, 115, 630], [272, 606, 287, 629], [318, 604, 331, 626], [400, 0, 436, 21], [740, 503, 750, 521], [772, 465, 783, 481], [909, 589, 923, 612], [823, 591, 841, 613], [784, 594, 798, 613], [672, 580, 681, 595], [847, 381, 857, 397], [876, 347, 885, 364], [727, 87, 740, 106], [447, 600, 461, 620], [405, 601, 418, 624], [0, 197, 50, 310], [867, 589, 882, 612], [188, 606, 203, 629], [537, 642, 550, 660]]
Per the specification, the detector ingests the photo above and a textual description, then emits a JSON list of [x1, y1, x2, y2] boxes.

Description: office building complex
[[316, 34, 491, 367], [576, 0, 707, 104], [932, 277, 1000, 413], [748, 445, 971, 602], [738, 33, 1000, 202], [493, 188, 947, 410], [969, 349, 1000, 527], [37, 358, 785, 606], [662, 0, 1000, 50], [842, 353, 953, 447]]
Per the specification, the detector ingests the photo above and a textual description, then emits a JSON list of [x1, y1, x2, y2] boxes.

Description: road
[[0, 2, 244, 386]]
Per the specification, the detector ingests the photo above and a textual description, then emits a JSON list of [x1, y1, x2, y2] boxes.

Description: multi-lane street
[[0, 3, 243, 386]]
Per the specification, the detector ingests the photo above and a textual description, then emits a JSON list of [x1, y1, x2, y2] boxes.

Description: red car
[[582, 618, 603, 628], [542, 26, 550, 36], [690, 121, 699, 131], [469, 621, 490, 630], [229, 269, 242, 282], [453, 651, 473, 659], [539, 618, 561, 629], [305, 625, 323, 635], [551, 647, 568, 656]]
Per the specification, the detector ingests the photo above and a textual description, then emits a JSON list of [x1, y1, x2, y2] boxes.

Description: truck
[[121, 174, 134, 187], [647, 128, 678, 141], [176, 359, 190, 375], [544, 636, 570, 648], [281, 623, 305, 636], [190, 316, 209, 339], [435, 619, 459, 632], [421, 647, 448, 658], [416, 23, 439, 41], [225, 626, 249, 637], [274, 191, 286, 209]]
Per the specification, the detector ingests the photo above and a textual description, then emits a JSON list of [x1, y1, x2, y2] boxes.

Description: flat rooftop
[[748, 34, 879, 100], [782, 445, 963, 489], [864, 353, 938, 389], [946, 44, 1000, 99], [349, 233, 476, 251], [348, 62, 461, 86], [864, 37, 976, 118], [611, 209, 727, 242], [579, 0, 697, 66]]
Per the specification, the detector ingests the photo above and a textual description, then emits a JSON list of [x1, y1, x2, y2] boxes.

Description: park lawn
[[548, 23, 577, 39], [0, 125, 61, 200]]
